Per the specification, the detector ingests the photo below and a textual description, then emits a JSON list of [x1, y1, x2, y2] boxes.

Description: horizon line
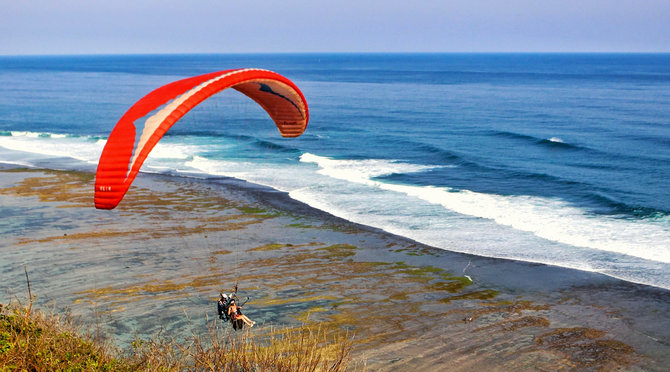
[[3, 51, 670, 58]]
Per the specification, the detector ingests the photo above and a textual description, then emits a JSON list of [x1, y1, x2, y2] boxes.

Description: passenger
[[227, 299, 255, 328]]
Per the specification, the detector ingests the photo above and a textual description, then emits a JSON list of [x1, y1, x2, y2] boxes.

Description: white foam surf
[[300, 153, 670, 264], [0, 131, 200, 169], [0, 131, 103, 164]]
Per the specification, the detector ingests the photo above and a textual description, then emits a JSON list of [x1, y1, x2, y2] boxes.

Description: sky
[[2, 0, 670, 55]]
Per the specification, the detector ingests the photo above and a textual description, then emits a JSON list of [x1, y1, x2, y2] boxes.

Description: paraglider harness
[[217, 285, 250, 330]]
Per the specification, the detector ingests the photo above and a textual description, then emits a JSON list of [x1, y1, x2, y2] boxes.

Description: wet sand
[[2, 168, 670, 370]]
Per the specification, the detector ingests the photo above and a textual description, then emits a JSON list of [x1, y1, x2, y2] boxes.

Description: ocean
[[1, 53, 669, 290]]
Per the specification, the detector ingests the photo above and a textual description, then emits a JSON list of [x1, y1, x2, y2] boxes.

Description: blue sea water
[[1, 53, 669, 289]]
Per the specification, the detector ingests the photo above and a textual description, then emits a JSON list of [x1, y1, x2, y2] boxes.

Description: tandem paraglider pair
[[217, 289, 255, 330]]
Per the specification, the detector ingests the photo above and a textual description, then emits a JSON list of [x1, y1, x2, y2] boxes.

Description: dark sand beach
[[2, 167, 670, 370]]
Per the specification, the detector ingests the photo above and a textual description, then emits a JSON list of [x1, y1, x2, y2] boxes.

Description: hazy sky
[[2, 0, 669, 55]]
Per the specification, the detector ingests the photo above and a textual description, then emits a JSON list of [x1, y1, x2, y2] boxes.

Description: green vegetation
[[287, 222, 315, 229], [317, 244, 357, 259], [0, 302, 124, 371], [0, 301, 355, 371], [250, 243, 292, 252]]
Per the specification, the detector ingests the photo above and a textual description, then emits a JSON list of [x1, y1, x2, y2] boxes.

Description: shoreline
[[201, 170, 670, 295], [2, 167, 670, 370]]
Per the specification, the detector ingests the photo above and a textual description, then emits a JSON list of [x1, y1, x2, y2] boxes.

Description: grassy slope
[[0, 301, 354, 371]]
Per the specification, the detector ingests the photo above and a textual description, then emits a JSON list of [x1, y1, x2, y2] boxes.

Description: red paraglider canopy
[[94, 68, 309, 210]]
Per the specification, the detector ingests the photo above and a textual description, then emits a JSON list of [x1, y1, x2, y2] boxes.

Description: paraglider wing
[[94, 68, 309, 209]]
